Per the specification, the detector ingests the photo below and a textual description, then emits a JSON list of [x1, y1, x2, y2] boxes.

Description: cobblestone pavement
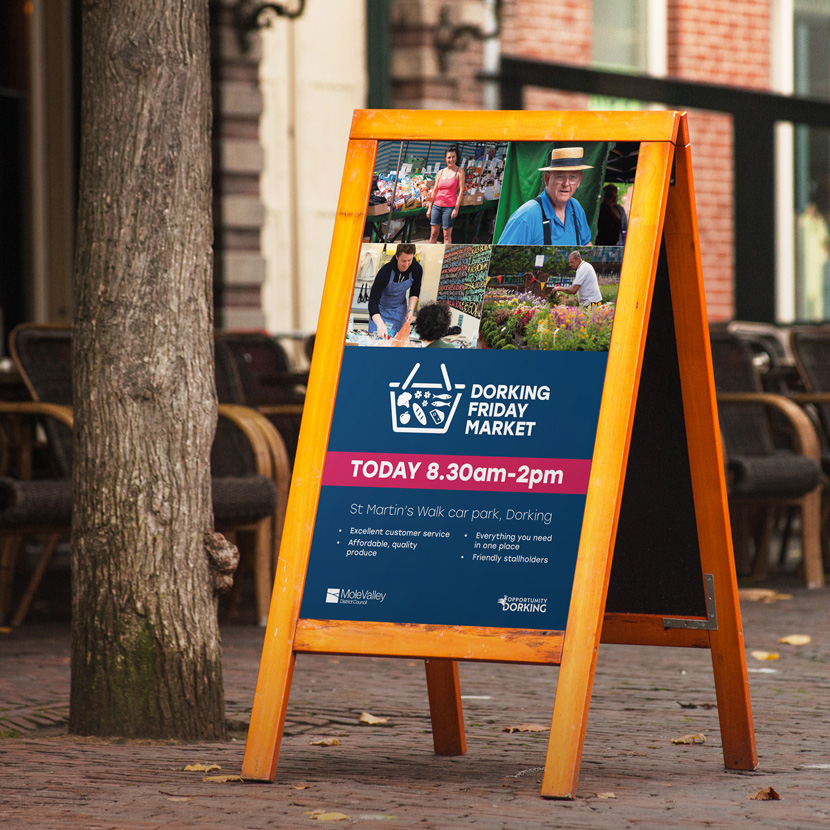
[[1, 580, 829, 829]]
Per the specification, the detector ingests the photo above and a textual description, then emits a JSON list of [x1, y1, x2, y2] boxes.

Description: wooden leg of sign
[[242, 648, 297, 781], [701, 510, 758, 770], [243, 137, 379, 782], [424, 659, 466, 755], [708, 628, 758, 770], [540, 627, 597, 798], [665, 123, 757, 772], [542, 137, 679, 798]]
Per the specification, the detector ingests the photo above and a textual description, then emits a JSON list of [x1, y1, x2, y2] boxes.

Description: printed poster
[[300, 346, 608, 631]]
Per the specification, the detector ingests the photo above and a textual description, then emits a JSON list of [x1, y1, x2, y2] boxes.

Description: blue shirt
[[497, 190, 591, 246]]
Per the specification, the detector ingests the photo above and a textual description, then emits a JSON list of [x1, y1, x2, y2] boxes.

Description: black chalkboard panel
[[605, 243, 707, 617]]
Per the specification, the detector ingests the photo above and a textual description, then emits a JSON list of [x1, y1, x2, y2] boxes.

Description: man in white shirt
[[552, 251, 603, 306]]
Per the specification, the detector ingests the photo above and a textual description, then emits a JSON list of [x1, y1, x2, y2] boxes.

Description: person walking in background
[[797, 202, 830, 319], [612, 186, 628, 244], [596, 184, 623, 245], [426, 145, 465, 244]]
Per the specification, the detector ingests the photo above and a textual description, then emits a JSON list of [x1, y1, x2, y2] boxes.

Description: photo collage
[[349, 140, 638, 353]]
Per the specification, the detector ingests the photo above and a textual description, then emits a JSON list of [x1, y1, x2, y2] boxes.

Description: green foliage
[[600, 283, 618, 303], [547, 322, 613, 351]]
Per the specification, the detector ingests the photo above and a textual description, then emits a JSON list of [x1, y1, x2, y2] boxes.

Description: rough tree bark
[[69, 0, 225, 738]]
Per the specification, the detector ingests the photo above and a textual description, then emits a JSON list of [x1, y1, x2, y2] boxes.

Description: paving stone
[[0, 579, 829, 827]]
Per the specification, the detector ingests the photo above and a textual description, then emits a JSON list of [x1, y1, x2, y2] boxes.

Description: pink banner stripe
[[322, 451, 591, 495]]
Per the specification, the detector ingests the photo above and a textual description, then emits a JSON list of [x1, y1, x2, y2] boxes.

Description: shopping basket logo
[[389, 362, 465, 434]]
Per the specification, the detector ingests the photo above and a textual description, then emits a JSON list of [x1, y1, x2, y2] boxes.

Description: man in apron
[[368, 243, 423, 339]]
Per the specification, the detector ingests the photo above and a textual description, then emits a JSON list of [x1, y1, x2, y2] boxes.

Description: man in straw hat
[[498, 147, 592, 246]]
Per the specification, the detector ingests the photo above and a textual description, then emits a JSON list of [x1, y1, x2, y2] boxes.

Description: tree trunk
[[69, 0, 224, 739]]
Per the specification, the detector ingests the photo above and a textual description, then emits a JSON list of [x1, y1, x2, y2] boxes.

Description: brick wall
[[210, 0, 267, 330], [388, 0, 593, 111], [667, 0, 771, 320], [390, 0, 489, 109], [686, 110, 735, 320], [385, 0, 773, 321], [501, 0, 592, 111], [501, 0, 592, 64], [667, 0, 771, 89]]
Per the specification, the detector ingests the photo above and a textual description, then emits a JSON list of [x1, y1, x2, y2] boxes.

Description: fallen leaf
[[184, 763, 221, 773], [749, 786, 780, 801], [203, 775, 244, 783], [159, 789, 224, 800], [739, 588, 775, 601], [750, 650, 780, 661], [739, 589, 791, 604], [507, 766, 544, 778], [306, 810, 350, 821], [671, 733, 706, 745], [502, 723, 547, 733], [778, 634, 811, 646], [291, 783, 312, 790], [310, 737, 340, 746], [359, 711, 389, 725], [596, 792, 616, 799], [355, 815, 399, 821]]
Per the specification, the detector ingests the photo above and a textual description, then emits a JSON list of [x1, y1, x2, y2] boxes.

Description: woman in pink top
[[426, 145, 465, 244]]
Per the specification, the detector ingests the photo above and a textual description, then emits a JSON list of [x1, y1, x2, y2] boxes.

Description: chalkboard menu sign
[[437, 244, 490, 317]]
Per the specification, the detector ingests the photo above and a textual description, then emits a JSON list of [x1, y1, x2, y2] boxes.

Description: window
[[590, 0, 664, 111], [793, 0, 830, 320], [592, 0, 648, 73]]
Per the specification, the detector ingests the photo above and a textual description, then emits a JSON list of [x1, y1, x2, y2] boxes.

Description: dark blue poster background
[[300, 347, 607, 630]]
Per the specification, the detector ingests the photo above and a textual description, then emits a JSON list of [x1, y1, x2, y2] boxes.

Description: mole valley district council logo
[[326, 587, 386, 606]]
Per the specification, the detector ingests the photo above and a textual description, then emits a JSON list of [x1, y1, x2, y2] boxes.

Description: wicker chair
[[214, 331, 306, 464], [709, 329, 824, 587], [788, 327, 830, 566], [0, 324, 289, 626], [0, 402, 74, 624]]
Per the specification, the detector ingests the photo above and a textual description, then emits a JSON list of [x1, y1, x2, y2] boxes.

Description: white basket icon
[[389, 362, 465, 434]]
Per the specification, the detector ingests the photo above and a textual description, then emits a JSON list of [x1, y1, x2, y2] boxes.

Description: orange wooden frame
[[241, 110, 756, 798]]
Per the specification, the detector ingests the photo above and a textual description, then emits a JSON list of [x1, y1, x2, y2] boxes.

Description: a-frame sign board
[[242, 110, 757, 798]]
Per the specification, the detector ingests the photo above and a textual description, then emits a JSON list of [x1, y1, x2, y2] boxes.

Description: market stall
[[366, 140, 507, 244]]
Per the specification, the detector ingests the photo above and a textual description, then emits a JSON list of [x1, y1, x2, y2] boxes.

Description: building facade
[[2, 1, 828, 348], [387, 0, 830, 325]]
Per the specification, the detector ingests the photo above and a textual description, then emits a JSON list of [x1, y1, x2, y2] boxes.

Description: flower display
[[479, 287, 615, 352]]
